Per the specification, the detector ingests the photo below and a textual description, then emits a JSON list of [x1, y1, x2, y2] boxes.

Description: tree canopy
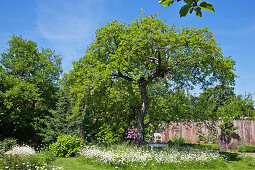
[[0, 35, 62, 142], [66, 14, 236, 146]]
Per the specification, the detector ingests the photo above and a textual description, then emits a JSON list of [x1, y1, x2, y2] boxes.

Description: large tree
[[67, 15, 236, 146], [0, 35, 62, 141]]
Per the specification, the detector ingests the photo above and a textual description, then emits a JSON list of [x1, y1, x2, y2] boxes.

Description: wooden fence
[[161, 120, 255, 145]]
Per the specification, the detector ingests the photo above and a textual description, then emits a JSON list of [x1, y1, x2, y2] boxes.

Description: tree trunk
[[137, 83, 147, 147]]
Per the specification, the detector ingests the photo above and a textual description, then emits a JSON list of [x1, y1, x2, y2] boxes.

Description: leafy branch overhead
[[159, 0, 215, 17]]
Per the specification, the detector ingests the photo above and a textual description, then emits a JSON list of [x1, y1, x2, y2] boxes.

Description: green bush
[[199, 143, 220, 150], [167, 139, 173, 146], [172, 137, 187, 145], [0, 138, 18, 152], [238, 143, 255, 153], [50, 134, 83, 158], [238, 144, 247, 152], [96, 123, 125, 145], [198, 135, 206, 142], [245, 143, 255, 152]]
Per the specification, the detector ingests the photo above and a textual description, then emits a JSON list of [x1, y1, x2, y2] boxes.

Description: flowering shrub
[[5, 145, 36, 156], [126, 127, 137, 144], [0, 146, 62, 169], [228, 143, 241, 151], [50, 134, 83, 158]]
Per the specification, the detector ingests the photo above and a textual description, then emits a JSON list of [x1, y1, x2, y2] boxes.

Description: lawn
[[51, 145, 255, 170], [53, 154, 255, 170], [1, 143, 255, 169]]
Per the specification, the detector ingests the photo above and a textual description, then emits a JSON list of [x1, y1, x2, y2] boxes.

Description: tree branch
[[144, 119, 157, 127], [112, 71, 134, 81]]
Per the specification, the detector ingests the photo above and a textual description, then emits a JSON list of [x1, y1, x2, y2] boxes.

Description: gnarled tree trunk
[[137, 82, 147, 147]]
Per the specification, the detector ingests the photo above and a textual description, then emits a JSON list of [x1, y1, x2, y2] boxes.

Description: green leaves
[[159, 0, 215, 17], [159, 0, 174, 8], [199, 2, 214, 11], [184, 0, 193, 4], [0, 35, 62, 142], [179, 4, 192, 17], [194, 7, 202, 17]]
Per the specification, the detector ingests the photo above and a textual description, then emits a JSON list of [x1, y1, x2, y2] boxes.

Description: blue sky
[[0, 0, 255, 96]]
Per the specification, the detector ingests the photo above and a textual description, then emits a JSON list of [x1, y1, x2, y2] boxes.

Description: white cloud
[[36, 0, 106, 72]]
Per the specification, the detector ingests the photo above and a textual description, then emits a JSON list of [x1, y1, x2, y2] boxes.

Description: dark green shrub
[[0, 138, 18, 152], [198, 135, 206, 142], [218, 118, 238, 145], [49, 134, 83, 157], [167, 140, 173, 146], [172, 136, 187, 145]]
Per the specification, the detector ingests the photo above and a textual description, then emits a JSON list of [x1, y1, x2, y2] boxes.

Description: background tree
[[0, 35, 62, 142], [159, 0, 214, 17], [34, 84, 101, 144], [0, 70, 40, 140], [66, 15, 236, 146], [193, 85, 255, 120]]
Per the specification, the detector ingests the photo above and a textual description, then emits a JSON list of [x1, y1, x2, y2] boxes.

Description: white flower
[[5, 145, 36, 156], [78, 145, 222, 166]]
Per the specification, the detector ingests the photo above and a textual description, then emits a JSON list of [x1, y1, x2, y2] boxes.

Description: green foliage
[[35, 86, 78, 143], [217, 93, 255, 119], [218, 118, 238, 145], [50, 135, 83, 158], [238, 143, 255, 153], [159, 0, 215, 17], [0, 138, 18, 152], [238, 144, 247, 152], [198, 135, 206, 141], [0, 35, 62, 142], [96, 122, 125, 145], [172, 136, 187, 145], [199, 143, 220, 150], [191, 85, 255, 121]]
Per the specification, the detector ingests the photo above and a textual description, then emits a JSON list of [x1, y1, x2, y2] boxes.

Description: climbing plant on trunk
[[66, 14, 236, 146]]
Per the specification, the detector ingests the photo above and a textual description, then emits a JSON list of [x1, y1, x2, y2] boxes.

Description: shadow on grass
[[219, 151, 241, 161]]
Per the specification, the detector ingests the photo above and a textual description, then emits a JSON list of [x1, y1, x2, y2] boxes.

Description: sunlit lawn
[[52, 147, 255, 170], [53, 155, 255, 170]]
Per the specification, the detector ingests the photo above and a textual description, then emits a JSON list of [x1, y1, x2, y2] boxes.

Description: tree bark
[[137, 82, 147, 147]]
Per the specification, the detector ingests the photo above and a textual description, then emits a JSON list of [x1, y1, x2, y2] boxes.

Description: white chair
[[153, 133, 162, 143]]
